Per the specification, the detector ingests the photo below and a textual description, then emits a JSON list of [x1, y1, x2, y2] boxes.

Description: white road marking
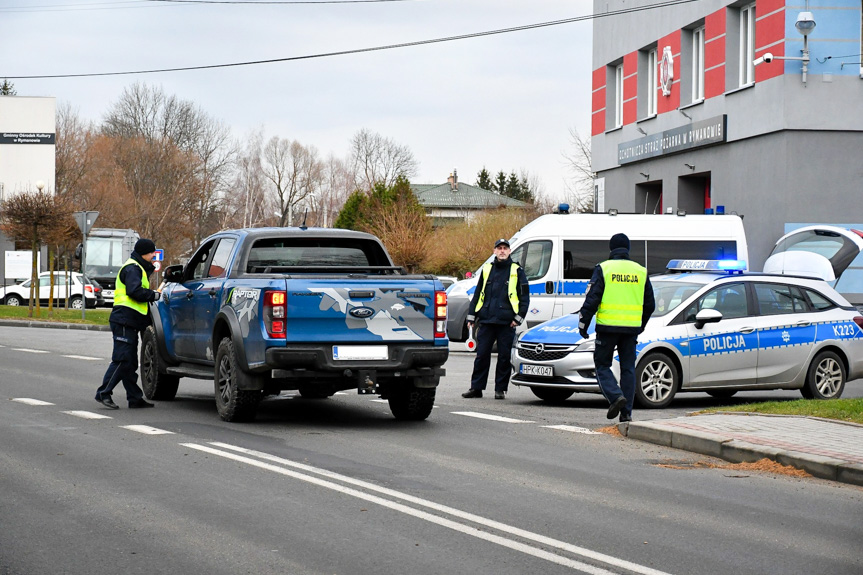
[[452, 411, 534, 424], [13, 348, 49, 354], [543, 425, 602, 435], [121, 425, 174, 435], [11, 398, 55, 406], [371, 399, 388, 403], [61, 410, 113, 420], [62, 354, 102, 361], [188, 442, 672, 575]]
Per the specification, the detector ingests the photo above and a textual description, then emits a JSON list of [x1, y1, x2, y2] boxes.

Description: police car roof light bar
[[666, 259, 747, 274]]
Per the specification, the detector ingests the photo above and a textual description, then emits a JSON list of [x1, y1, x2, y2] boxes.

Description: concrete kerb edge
[[700, 410, 863, 430], [0, 319, 110, 332]]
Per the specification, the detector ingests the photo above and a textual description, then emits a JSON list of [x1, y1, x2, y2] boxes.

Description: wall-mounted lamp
[[677, 210, 687, 216], [684, 163, 696, 171], [753, 11, 815, 84], [608, 209, 619, 216], [637, 127, 648, 136], [679, 109, 692, 120], [639, 172, 650, 180]]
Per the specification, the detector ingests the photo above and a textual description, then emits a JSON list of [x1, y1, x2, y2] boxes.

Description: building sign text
[[618, 115, 726, 165]]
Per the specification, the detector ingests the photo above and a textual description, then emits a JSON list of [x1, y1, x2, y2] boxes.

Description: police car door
[[510, 240, 554, 329], [682, 282, 758, 386], [752, 282, 817, 384]]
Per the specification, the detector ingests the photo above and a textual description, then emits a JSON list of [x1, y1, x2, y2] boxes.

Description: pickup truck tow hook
[[357, 370, 378, 394]]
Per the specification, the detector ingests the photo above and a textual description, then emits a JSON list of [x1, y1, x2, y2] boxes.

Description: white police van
[[446, 206, 748, 343], [511, 259, 863, 407]]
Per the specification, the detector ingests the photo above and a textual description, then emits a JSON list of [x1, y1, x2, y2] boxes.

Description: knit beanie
[[134, 238, 157, 255], [609, 233, 630, 252]]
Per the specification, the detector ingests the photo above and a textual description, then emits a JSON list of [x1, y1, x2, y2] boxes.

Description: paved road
[[2, 327, 861, 575]]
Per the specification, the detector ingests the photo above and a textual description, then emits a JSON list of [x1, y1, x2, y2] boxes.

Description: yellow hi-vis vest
[[474, 261, 520, 314], [596, 259, 646, 327], [113, 258, 149, 316]]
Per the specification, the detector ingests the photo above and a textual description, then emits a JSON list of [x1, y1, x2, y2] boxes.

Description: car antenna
[[300, 208, 309, 230]]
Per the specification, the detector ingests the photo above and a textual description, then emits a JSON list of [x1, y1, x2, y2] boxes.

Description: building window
[[614, 63, 624, 127], [647, 48, 658, 116], [740, 3, 756, 86], [692, 26, 705, 102]]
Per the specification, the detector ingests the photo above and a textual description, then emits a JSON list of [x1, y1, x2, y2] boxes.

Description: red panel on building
[[656, 30, 681, 114], [756, 10, 785, 48], [623, 73, 638, 102], [755, 43, 785, 82], [592, 85, 606, 112], [623, 98, 637, 126], [705, 7, 726, 36], [757, 0, 785, 17], [705, 66, 725, 99], [592, 110, 606, 136]]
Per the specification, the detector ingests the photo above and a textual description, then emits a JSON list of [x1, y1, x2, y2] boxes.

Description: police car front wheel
[[802, 350, 846, 400], [635, 352, 679, 409]]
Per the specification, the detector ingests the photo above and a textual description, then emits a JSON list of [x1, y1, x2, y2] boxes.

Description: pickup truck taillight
[[85, 285, 94, 293], [434, 291, 447, 338], [264, 290, 287, 339]]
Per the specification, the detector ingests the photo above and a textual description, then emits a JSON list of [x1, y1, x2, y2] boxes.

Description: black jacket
[[109, 251, 160, 330], [467, 257, 530, 326], [578, 249, 656, 335]]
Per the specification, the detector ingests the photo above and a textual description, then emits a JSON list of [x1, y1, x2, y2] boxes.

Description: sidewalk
[[621, 412, 863, 487], [0, 319, 110, 331]]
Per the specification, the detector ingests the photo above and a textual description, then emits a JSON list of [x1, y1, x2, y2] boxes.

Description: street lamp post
[[752, 11, 816, 85]]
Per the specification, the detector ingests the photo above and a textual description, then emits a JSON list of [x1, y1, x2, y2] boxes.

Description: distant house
[[412, 169, 527, 226]]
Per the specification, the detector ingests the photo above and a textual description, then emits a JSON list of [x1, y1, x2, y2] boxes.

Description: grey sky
[[2, 0, 593, 202]]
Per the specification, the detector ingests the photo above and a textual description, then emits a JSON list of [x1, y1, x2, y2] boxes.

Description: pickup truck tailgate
[[285, 279, 438, 342]]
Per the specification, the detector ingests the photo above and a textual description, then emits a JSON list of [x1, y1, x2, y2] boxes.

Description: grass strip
[[702, 398, 863, 425], [0, 306, 110, 326]]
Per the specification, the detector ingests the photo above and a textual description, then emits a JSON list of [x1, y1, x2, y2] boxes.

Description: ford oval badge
[[349, 306, 375, 319]]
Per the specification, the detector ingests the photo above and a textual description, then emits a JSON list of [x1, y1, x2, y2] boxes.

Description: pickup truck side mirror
[[694, 308, 723, 329], [163, 264, 184, 283]]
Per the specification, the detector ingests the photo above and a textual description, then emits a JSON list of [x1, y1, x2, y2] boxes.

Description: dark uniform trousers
[[469, 323, 516, 393], [95, 322, 145, 403]]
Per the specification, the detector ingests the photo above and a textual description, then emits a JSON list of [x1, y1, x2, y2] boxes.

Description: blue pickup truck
[[140, 227, 448, 422]]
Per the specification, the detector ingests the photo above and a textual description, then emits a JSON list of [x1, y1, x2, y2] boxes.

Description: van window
[[511, 240, 552, 281], [645, 240, 737, 274], [563, 240, 647, 279]]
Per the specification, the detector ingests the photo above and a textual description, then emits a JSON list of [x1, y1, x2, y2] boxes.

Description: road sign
[[153, 249, 164, 261], [153, 261, 162, 272], [73, 211, 99, 236]]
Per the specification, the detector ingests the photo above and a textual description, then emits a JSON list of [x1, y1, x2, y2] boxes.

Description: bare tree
[[562, 127, 595, 213], [314, 154, 353, 227], [262, 137, 323, 227], [187, 115, 236, 244], [55, 102, 94, 203], [348, 128, 418, 193], [0, 187, 71, 317]]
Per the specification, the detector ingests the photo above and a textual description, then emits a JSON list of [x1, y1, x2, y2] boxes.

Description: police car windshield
[[651, 280, 704, 317]]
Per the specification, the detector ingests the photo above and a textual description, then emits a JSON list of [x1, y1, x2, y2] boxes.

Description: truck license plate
[[333, 345, 388, 361], [103, 290, 114, 298], [520, 364, 553, 377]]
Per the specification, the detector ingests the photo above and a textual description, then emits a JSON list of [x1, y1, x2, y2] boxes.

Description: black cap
[[134, 238, 157, 255], [609, 233, 630, 252], [494, 238, 510, 248]]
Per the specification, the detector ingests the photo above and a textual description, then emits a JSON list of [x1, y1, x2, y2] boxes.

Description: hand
[[579, 329, 589, 339], [153, 292, 161, 301]]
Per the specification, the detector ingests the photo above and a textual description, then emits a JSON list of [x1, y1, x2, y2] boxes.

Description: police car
[[511, 260, 863, 408]]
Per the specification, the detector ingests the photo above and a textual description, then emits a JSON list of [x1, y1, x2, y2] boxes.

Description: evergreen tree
[[494, 171, 507, 194], [0, 79, 16, 96], [334, 190, 368, 230], [475, 168, 494, 191]]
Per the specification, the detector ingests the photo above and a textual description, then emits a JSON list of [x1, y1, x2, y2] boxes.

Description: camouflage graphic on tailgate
[[311, 287, 429, 340]]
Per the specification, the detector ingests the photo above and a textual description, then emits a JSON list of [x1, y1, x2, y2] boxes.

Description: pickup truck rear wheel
[[141, 326, 180, 400], [215, 337, 262, 422], [388, 383, 435, 421]]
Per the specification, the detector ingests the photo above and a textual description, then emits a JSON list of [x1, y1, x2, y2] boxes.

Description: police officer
[[578, 233, 655, 422], [95, 238, 162, 409], [462, 238, 530, 400]]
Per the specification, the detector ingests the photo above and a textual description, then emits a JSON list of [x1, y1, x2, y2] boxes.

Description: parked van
[[446, 207, 749, 342]]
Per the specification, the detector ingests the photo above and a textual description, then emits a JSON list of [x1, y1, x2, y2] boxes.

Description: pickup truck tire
[[215, 337, 262, 422], [388, 383, 436, 421], [141, 326, 180, 400]]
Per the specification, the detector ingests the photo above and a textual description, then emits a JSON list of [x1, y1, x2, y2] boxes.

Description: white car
[[0, 272, 101, 309], [512, 259, 863, 407]]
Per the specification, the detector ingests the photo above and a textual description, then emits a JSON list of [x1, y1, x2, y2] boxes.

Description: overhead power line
[[5, 0, 699, 80], [1, 0, 416, 12]]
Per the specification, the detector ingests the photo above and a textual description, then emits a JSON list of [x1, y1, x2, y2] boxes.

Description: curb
[[0, 319, 110, 332], [620, 420, 863, 487]]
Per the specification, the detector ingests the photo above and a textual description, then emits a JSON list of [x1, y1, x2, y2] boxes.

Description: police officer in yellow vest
[[578, 233, 655, 422], [95, 238, 162, 409], [462, 238, 530, 400]]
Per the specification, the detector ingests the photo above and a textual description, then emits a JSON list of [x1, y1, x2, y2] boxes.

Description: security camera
[[753, 52, 774, 66]]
